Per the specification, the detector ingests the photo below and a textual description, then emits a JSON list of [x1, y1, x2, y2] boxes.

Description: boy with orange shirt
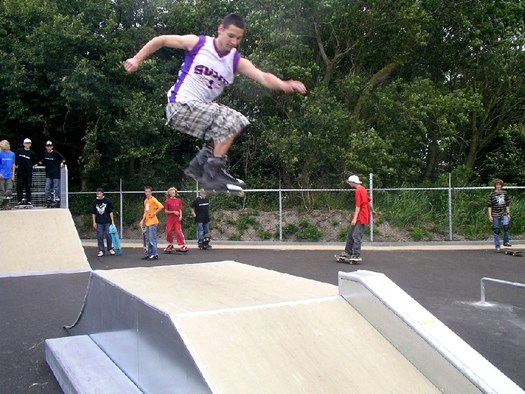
[[139, 185, 163, 260]]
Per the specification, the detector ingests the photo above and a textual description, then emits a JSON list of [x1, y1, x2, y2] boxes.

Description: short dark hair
[[144, 185, 152, 191], [222, 14, 245, 29], [96, 188, 104, 194]]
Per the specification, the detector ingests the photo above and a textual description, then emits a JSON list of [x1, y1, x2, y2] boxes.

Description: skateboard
[[1, 190, 12, 210], [108, 224, 122, 255], [141, 226, 148, 257], [202, 233, 212, 250], [15, 200, 33, 209], [46, 191, 61, 208], [334, 254, 361, 265], [503, 249, 523, 257], [46, 199, 61, 208], [163, 245, 189, 254]]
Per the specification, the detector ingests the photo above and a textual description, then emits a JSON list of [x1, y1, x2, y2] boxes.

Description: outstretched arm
[[123, 34, 200, 73], [237, 57, 306, 94]]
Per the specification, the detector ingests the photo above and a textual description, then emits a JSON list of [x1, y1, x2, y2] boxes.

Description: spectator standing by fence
[[140, 186, 163, 260], [191, 189, 210, 249], [91, 188, 116, 257], [163, 187, 188, 253], [487, 179, 511, 252]]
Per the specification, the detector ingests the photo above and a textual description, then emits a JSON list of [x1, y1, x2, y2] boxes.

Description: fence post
[[278, 179, 283, 242], [63, 165, 69, 208], [369, 173, 374, 243], [119, 178, 124, 239], [448, 173, 453, 241]]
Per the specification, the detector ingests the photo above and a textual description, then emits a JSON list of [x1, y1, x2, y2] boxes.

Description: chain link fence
[[66, 175, 525, 243]]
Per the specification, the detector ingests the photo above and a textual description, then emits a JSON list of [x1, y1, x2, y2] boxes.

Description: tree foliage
[[1, 0, 524, 192]]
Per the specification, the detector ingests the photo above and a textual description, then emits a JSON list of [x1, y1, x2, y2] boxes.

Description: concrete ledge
[[45, 336, 141, 394]]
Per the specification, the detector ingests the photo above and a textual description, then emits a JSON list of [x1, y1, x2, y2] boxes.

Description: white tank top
[[167, 35, 240, 103]]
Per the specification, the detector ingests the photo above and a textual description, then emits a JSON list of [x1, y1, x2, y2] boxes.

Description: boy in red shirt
[[340, 175, 376, 262], [163, 187, 188, 253]]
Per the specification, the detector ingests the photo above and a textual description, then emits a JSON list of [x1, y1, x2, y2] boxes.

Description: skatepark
[[1, 209, 525, 393]]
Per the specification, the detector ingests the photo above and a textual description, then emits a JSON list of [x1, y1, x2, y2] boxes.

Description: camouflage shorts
[[165, 101, 250, 144]]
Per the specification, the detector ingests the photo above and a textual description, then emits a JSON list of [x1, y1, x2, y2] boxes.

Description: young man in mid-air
[[124, 14, 306, 194]]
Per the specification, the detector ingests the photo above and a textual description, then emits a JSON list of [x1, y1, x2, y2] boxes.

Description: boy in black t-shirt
[[190, 189, 210, 249], [15, 138, 37, 206], [91, 188, 116, 257], [39, 141, 66, 207]]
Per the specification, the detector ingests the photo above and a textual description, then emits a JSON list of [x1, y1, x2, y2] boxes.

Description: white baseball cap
[[23, 138, 32, 143], [347, 175, 362, 184]]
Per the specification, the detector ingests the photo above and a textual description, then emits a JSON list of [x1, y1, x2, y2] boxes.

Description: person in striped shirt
[[487, 179, 511, 252]]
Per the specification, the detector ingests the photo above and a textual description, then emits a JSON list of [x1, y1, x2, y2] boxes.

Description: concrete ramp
[[0, 209, 90, 277], [46, 262, 523, 393]]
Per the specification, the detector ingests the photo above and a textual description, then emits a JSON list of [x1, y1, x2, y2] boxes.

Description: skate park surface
[[1, 209, 525, 393]]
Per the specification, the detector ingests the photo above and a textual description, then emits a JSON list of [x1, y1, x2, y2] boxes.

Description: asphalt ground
[[1, 242, 525, 393]]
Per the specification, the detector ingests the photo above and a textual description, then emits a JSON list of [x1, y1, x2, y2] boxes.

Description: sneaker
[[109, 249, 116, 255], [148, 255, 159, 260], [17, 200, 26, 207], [97, 251, 104, 257], [164, 244, 174, 252], [198, 243, 203, 249], [340, 252, 350, 258], [176, 245, 188, 252], [184, 143, 213, 182], [202, 156, 246, 194], [503, 243, 512, 247], [141, 255, 150, 260], [351, 255, 363, 262], [26, 201, 32, 206]]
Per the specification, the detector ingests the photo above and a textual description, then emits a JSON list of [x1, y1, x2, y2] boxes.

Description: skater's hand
[[123, 58, 140, 73], [372, 210, 379, 219], [282, 80, 307, 94]]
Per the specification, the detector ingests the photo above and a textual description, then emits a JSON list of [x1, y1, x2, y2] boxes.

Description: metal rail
[[480, 277, 525, 303]]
